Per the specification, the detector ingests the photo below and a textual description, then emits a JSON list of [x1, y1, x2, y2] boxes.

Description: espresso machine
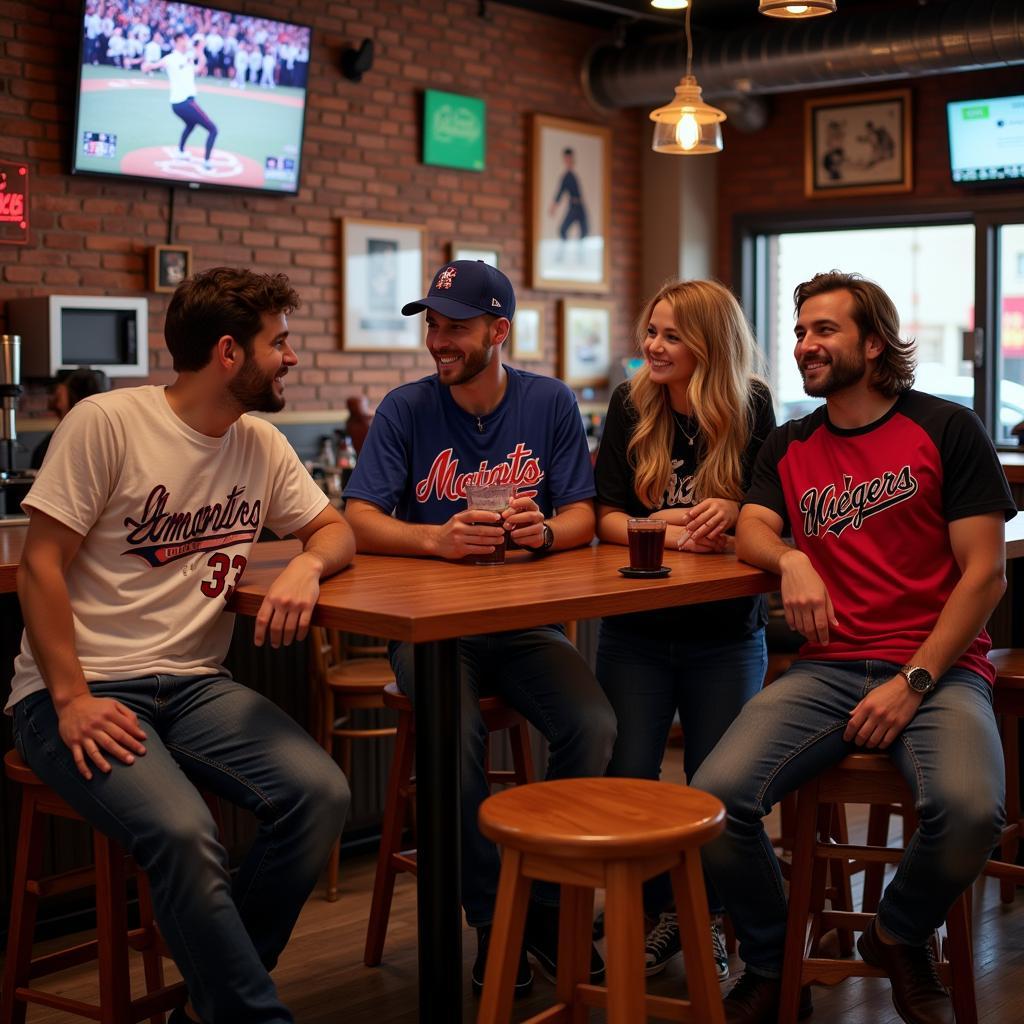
[[0, 334, 33, 520]]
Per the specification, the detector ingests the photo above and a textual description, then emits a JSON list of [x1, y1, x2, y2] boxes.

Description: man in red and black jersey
[[693, 271, 1016, 1024]]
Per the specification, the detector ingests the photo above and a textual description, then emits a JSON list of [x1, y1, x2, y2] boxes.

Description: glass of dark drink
[[627, 518, 667, 571], [465, 483, 514, 565]]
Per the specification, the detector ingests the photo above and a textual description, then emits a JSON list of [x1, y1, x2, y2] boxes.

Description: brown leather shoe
[[722, 971, 813, 1024], [857, 917, 953, 1024]]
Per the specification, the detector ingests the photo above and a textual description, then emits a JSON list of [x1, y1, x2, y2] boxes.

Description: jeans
[[13, 675, 351, 1024], [390, 626, 616, 927], [691, 660, 1004, 976], [597, 623, 766, 914]]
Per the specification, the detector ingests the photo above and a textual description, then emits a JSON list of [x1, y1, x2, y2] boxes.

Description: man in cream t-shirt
[[10, 267, 354, 1024]]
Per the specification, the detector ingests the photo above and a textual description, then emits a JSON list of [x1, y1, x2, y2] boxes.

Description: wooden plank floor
[[4, 747, 1023, 1022]]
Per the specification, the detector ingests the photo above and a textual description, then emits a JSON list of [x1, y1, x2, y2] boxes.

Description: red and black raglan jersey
[[744, 390, 1017, 683]]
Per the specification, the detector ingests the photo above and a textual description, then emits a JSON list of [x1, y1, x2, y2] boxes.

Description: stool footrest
[[568, 983, 698, 1021], [983, 858, 1024, 882], [814, 843, 904, 865], [18, 987, 105, 1018]]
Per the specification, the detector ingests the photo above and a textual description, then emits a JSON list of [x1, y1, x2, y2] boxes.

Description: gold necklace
[[671, 410, 699, 447]]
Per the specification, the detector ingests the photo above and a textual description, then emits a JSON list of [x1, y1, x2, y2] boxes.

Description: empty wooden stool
[[1, 749, 186, 1024], [363, 682, 535, 967], [984, 649, 1024, 902], [779, 753, 977, 1024], [477, 777, 726, 1024]]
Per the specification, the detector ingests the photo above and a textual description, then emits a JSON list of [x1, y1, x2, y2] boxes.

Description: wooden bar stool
[[308, 626, 397, 902], [779, 753, 977, 1024], [477, 777, 727, 1024], [362, 682, 535, 967], [984, 649, 1024, 902], [1, 749, 187, 1024]]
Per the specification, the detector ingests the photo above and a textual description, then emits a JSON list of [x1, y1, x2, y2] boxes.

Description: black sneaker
[[644, 911, 682, 977], [710, 915, 731, 982], [722, 971, 813, 1024], [524, 901, 605, 985], [472, 925, 534, 997]]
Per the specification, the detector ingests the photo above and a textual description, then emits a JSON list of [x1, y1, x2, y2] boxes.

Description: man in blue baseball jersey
[[345, 260, 615, 996]]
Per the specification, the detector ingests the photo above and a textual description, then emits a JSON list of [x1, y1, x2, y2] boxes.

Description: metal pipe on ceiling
[[584, 0, 1024, 108]]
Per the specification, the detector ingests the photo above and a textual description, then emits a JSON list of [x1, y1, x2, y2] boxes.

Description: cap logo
[[491, 297, 501, 308], [435, 267, 457, 290]]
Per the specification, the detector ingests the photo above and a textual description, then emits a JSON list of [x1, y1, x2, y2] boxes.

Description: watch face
[[906, 667, 933, 692]]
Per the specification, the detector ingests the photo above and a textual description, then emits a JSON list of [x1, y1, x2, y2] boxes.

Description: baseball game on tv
[[73, 1, 312, 195]]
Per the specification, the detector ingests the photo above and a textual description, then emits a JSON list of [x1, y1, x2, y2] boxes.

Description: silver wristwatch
[[899, 664, 935, 695]]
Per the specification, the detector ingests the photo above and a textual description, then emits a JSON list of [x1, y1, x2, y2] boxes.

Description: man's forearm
[[548, 504, 595, 551], [910, 567, 1006, 680], [297, 521, 355, 578], [16, 557, 89, 710], [736, 516, 798, 574], [347, 505, 440, 557]]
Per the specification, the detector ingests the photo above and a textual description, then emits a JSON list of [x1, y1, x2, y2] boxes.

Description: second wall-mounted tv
[[947, 93, 1024, 185], [73, 1, 312, 196]]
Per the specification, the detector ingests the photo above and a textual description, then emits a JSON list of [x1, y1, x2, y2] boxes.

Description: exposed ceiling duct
[[584, 0, 1024, 109]]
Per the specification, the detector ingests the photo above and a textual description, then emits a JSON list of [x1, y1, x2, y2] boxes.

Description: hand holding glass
[[465, 483, 514, 565]]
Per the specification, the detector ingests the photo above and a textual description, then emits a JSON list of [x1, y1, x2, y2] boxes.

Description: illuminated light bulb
[[675, 112, 700, 150], [786, 4, 809, 11], [651, 0, 688, 8]]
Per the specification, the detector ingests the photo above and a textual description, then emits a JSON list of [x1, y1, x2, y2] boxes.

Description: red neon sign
[[0, 163, 28, 245]]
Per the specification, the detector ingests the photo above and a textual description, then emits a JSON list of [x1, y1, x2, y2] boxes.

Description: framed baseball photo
[[530, 114, 611, 293]]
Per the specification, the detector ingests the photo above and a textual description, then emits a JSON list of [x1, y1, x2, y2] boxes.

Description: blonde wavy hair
[[626, 279, 764, 508]]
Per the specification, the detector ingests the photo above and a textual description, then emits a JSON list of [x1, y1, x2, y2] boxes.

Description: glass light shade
[[649, 75, 726, 155], [758, 0, 837, 16]]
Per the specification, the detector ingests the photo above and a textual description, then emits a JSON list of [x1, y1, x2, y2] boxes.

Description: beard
[[439, 338, 493, 387], [229, 358, 284, 412], [800, 342, 867, 398]]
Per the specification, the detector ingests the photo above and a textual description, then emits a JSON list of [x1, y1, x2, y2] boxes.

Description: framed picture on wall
[[805, 89, 912, 198], [340, 217, 425, 351], [150, 244, 192, 293], [448, 241, 500, 267], [559, 299, 614, 387], [530, 114, 611, 293], [511, 300, 545, 362]]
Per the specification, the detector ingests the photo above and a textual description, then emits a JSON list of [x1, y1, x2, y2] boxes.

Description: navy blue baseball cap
[[401, 260, 516, 321]]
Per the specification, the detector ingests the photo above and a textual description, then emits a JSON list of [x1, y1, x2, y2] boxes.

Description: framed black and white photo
[[530, 114, 611, 292], [340, 217, 425, 351], [150, 244, 192, 293], [805, 89, 912, 198]]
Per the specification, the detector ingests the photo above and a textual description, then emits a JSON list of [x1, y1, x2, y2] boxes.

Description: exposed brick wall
[[715, 66, 1024, 284], [0, 0, 644, 416]]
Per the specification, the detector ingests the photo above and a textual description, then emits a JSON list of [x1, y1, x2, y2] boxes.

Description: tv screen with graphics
[[73, 1, 312, 195], [947, 93, 1024, 184]]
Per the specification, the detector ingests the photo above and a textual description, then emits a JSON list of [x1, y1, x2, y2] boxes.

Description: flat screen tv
[[947, 93, 1024, 185], [73, 1, 312, 195]]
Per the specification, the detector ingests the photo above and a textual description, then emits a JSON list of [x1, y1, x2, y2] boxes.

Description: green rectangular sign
[[423, 89, 486, 172], [962, 105, 990, 120]]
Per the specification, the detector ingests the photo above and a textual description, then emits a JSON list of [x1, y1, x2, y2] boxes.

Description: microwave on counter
[[6, 295, 149, 378]]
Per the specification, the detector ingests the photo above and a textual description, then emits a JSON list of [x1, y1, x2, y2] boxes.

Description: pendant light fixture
[[759, 0, 837, 17], [649, 1, 726, 155], [650, 0, 688, 8]]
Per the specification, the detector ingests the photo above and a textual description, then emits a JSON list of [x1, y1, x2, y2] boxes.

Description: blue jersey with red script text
[[344, 367, 595, 523], [744, 390, 1016, 683]]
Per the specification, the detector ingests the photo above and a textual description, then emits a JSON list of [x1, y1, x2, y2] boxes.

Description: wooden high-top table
[[231, 540, 776, 1020]]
